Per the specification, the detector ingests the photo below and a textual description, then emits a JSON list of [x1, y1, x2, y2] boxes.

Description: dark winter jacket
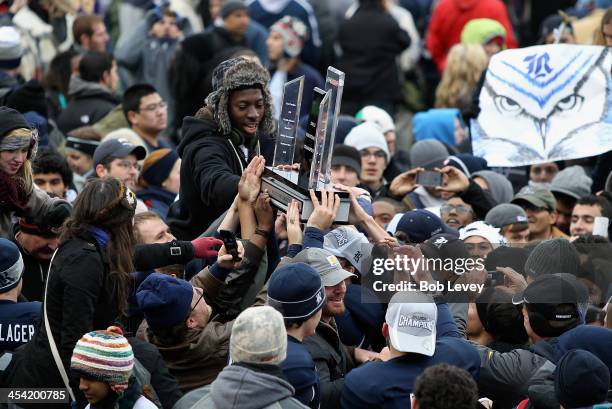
[[168, 115, 273, 240], [282, 336, 320, 409], [179, 363, 308, 409], [340, 303, 480, 409], [56, 76, 119, 134], [3, 232, 119, 408], [303, 319, 356, 409], [128, 337, 183, 409], [337, 4, 410, 111]]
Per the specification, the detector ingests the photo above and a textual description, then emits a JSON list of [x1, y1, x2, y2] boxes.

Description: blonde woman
[[434, 44, 488, 114], [0, 107, 70, 238]]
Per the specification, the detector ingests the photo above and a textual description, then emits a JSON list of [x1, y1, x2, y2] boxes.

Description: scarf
[[86, 225, 110, 249], [0, 171, 29, 212]]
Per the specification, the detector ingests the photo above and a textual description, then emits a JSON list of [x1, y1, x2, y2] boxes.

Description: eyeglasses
[[115, 160, 140, 171], [440, 204, 472, 215], [360, 150, 386, 159], [189, 291, 204, 316], [140, 101, 167, 112]]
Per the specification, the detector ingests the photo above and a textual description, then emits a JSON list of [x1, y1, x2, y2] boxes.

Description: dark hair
[[575, 195, 612, 218], [60, 177, 136, 314], [123, 83, 158, 124], [32, 147, 73, 187], [413, 364, 478, 409], [148, 318, 187, 344], [42, 50, 79, 96], [72, 15, 104, 45], [476, 288, 528, 345], [79, 51, 114, 83]]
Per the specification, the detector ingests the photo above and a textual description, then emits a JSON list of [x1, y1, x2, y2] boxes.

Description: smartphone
[[219, 230, 241, 262], [593, 216, 609, 238], [486, 270, 503, 286], [416, 170, 443, 187]]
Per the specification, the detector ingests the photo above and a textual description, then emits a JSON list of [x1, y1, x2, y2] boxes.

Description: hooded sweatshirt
[[196, 364, 308, 409], [56, 76, 119, 134]]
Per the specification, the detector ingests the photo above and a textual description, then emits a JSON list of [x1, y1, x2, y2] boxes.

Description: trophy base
[[261, 167, 350, 224]]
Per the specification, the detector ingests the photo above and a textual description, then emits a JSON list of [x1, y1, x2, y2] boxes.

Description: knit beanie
[[409, 140, 448, 169], [220, 0, 247, 19], [473, 170, 514, 204], [523, 238, 582, 279], [0, 238, 24, 293], [331, 144, 361, 175], [139, 148, 179, 187], [550, 166, 593, 200], [270, 16, 309, 58], [230, 306, 287, 364], [0, 26, 23, 69], [136, 272, 193, 332], [6, 80, 48, 118], [204, 58, 274, 136], [0, 107, 36, 159], [443, 154, 488, 177], [344, 122, 390, 161], [356, 105, 395, 133], [555, 349, 610, 408], [70, 326, 134, 395]]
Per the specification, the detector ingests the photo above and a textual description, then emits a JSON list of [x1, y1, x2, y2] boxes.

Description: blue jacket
[[282, 336, 320, 409], [340, 303, 480, 409], [0, 300, 41, 352]]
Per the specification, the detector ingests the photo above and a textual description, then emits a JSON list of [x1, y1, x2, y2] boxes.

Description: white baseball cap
[[385, 292, 437, 356]]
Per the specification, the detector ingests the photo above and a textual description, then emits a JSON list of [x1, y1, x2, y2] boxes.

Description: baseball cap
[[512, 275, 582, 336], [324, 227, 372, 275], [292, 248, 355, 286], [419, 233, 471, 275], [385, 291, 437, 356], [459, 221, 506, 246], [396, 209, 458, 244], [511, 185, 556, 211], [93, 138, 147, 167], [485, 204, 528, 229]]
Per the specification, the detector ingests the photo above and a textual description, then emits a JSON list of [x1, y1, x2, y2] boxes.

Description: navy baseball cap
[[395, 209, 458, 243], [93, 138, 147, 167]]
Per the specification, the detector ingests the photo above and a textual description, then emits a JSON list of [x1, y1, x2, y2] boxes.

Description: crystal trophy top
[[272, 76, 304, 169]]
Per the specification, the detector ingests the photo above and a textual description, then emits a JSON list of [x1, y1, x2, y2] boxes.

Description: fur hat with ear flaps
[[203, 58, 275, 137]]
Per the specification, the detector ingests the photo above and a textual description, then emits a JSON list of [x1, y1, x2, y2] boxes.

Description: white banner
[[471, 44, 612, 167]]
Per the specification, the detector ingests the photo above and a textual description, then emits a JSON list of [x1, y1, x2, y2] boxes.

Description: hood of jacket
[[177, 115, 221, 158], [453, 0, 480, 11], [210, 364, 294, 409], [67, 75, 114, 99]]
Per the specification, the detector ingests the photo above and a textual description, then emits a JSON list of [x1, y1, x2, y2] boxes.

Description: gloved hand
[[191, 237, 224, 259]]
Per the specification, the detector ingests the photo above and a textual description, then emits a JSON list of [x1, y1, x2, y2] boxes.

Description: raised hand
[[217, 241, 245, 270], [286, 200, 303, 245], [254, 191, 274, 231], [238, 156, 266, 204], [389, 167, 424, 197], [306, 190, 340, 231], [435, 166, 469, 193]]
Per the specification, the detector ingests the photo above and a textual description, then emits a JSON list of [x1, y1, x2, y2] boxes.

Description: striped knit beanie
[[70, 326, 134, 394]]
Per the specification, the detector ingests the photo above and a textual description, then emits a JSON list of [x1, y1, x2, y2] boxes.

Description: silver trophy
[[261, 67, 350, 223]]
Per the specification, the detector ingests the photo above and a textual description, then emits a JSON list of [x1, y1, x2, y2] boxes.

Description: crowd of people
[[0, 0, 612, 408]]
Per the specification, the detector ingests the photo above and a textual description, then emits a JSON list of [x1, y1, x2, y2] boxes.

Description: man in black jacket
[[168, 57, 274, 240], [57, 51, 119, 133]]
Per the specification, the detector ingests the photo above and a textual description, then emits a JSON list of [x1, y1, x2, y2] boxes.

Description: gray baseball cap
[[485, 203, 528, 228], [292, 248, 356, 286], [511, 185, 556, 211], [324, 226, 373, 275], [93, 138, 147, 167]]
